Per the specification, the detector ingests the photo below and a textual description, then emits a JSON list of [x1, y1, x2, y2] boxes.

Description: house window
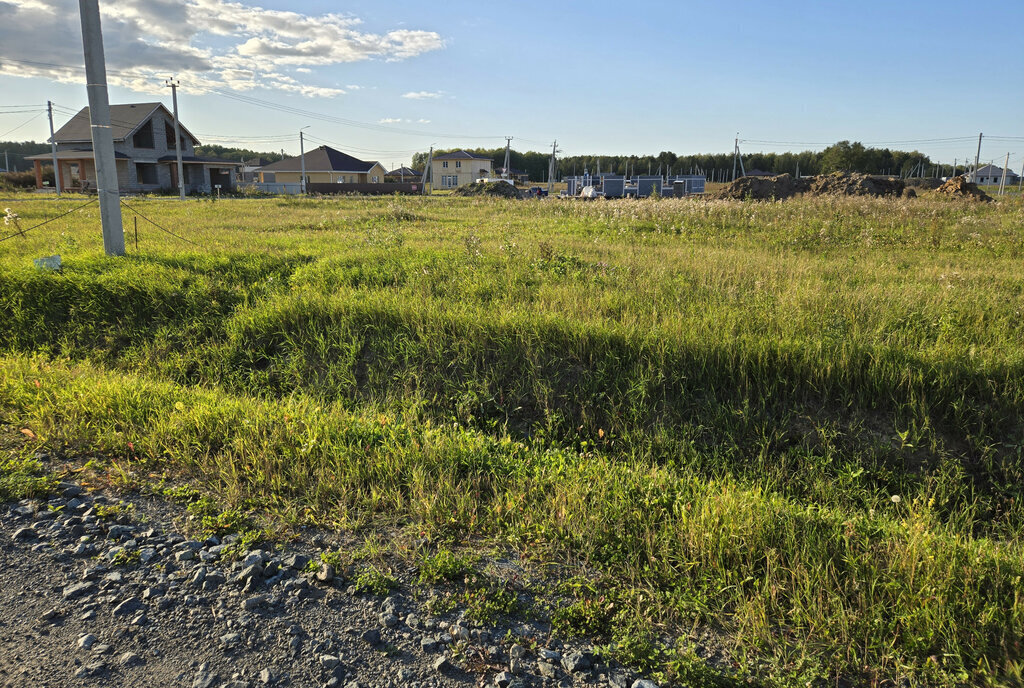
[[135, 163, 158, 185], [165, 122, 179, 149], [372, 176, 379, 183], [442, 161, 448, 168], [133, 120, 155, 149], [455, 161, 461, 168]]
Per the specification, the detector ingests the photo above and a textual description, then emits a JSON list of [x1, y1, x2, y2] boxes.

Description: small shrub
[[417, 548, 476, 584], [0, 457, 58, 501], [352, 565, 398, 596]]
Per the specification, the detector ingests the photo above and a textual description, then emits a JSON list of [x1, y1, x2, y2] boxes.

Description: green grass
[[1, 191, 1023, 686]]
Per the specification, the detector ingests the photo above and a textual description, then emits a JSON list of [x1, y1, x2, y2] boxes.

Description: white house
[[973, 164, 1020, 186]]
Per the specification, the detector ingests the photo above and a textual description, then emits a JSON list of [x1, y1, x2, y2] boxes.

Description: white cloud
[[417, 119, 431, 124], [378, 117, 406, 124], [0, 0, 445, 98], [401, 90, 443, 100]]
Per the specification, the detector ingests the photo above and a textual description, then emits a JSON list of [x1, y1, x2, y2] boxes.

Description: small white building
[[973, 164, 1020, 186]]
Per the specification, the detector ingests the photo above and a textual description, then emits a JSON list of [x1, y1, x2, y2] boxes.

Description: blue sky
[[1, 0, 1022, 169]]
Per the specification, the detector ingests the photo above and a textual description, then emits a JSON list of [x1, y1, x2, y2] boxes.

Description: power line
[[120, 198, 199, 247], [0, 198, 98, 244], [0, 113, 44, 139]]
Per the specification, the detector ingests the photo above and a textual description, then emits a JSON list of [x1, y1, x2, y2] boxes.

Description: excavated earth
[[0, 454, 687, 688], [715, 172, 906, 201], [451, 183, 524, 200], [935, 176, 993, 201]]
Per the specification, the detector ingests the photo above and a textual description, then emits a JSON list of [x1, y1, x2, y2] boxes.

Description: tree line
[[4, 138, 963, 181], [412, 142, 962, 182]]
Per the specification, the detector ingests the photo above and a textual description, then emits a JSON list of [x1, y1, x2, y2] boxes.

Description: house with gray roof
[[257, 146, 387, 187], [973, 164, 1020, 186], [26, 102, 237, 194]]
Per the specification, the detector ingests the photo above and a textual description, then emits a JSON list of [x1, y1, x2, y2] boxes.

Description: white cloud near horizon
[[0, 0, 445, 98], [401, 90, 443, 100]]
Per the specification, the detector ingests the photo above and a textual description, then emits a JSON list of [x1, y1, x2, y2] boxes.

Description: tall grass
[[1, 192, 1022, 686]]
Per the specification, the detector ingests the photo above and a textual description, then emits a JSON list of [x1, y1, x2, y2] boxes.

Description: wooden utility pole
[[299, 127, 309, 194], [47, 101, 61, 195], [78, 0, 124, 256], [166, 78, 185, 200]]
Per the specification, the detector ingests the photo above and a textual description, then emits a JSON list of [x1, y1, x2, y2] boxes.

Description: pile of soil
[[935, 176, 992, 202], [451, 181, 523, 199], [715, 172, 904, 200], [806, 172, 904, 197], [714, 173, 807, 200]]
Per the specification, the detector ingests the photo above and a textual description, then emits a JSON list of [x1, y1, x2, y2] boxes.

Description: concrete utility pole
[[547, 140, 558, 195], [420, 146, 433, 195], [78, 0, 124, 256], [47, 101, 61, 195], [732, 134, 738, 182], [3, 151, 7, 172], [299, 126, 309, 194], [502, 137, 512, 180], [998, 152, 1010, 195], [165, 78, 185, 200], [971, 133, 982, 183]]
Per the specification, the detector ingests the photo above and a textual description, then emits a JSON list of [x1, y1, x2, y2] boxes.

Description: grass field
[[1, 191, 1023, 686]]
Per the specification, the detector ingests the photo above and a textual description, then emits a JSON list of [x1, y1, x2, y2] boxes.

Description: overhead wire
[[0, 112, 44, 139], [120, 200, 199, 246], [0, 198, 98, 244]]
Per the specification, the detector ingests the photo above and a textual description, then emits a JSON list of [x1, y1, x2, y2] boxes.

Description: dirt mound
[[936, 176, 992, 202], [807, 172, 904, 197], [451, 181, 523, 199], [716, 172, 904, 200], [715, 173, 807, 200]]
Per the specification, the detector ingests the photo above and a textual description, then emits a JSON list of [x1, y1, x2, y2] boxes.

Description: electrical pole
[[502, 137, 512, 180], [78, 0, 124, 256], [165, 78, 185, 201], [972, 133, 982, 183], [3, 151, 7, 173], [420, 146, 433, 195], [47, 101, 61, 196], [547, 140, 558, 195], [729, 134, 737, 181], [299, 126, 309, 195], [998, 152, 1010, 196]]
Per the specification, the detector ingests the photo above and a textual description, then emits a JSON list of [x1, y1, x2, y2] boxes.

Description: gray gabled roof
[[51, 103, 200, 146], [259, 146, 382, 173], [974, 164, 1018, 177], [387, 166, 421, 176], [433, 150, 492, 161]]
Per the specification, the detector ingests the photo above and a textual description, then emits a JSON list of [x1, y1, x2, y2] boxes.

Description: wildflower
[[890, 495, 901, 504]]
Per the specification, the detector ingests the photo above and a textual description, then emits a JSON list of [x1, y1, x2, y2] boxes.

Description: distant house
[[385, 166, 421, 182], [26, 102, 237, 194], [973, 164, 1020, 186], [238, 157, 270, 184], [495, 167, 529, 184], [430, 150, 493, 189], [258, 146, 387, 186]]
